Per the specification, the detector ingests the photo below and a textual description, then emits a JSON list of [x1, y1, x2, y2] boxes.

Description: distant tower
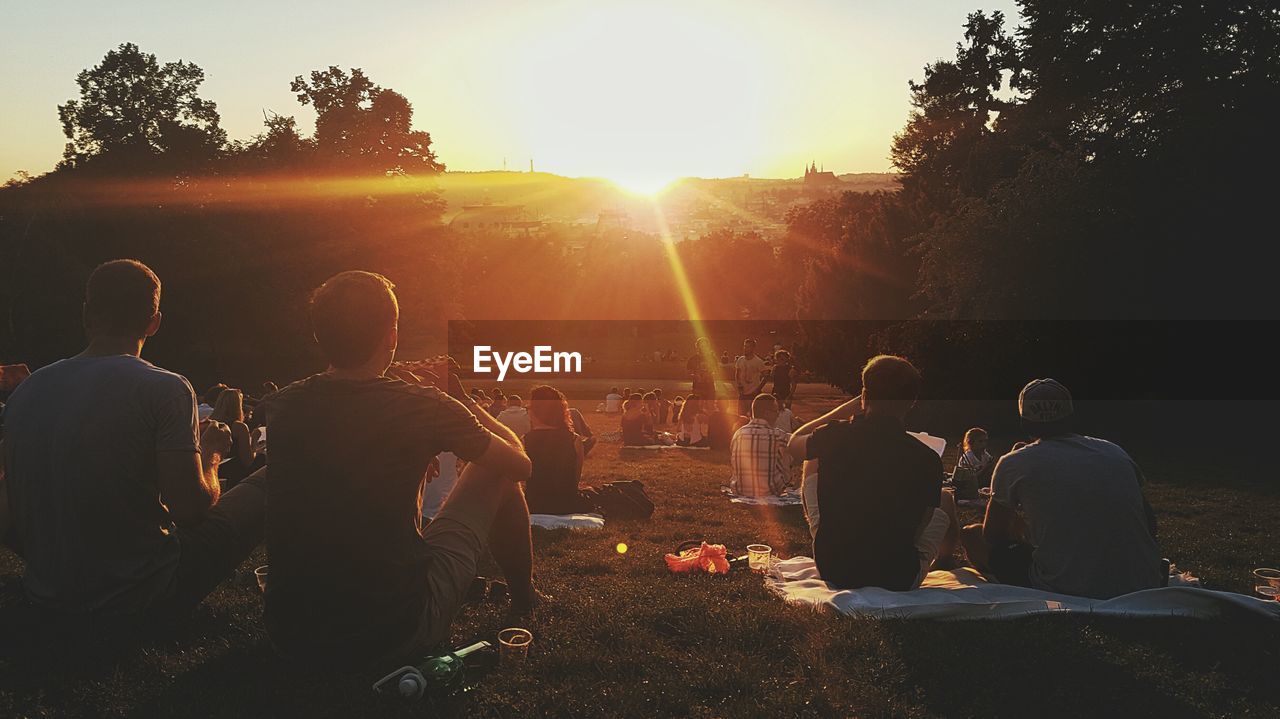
[[530, 158, 534, 173], [503, 157, 507, 171]]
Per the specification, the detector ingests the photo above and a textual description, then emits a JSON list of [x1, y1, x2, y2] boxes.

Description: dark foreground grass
[[2, 394, 1279, 718]]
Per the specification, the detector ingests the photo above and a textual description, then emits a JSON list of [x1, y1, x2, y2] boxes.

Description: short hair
[[610, 386, 619, 394], [744, 338, 757, 347], [310, 271, 398, 369], [861, 354, 921, 403], [508, 394, 523, 406], [643, 392, 657, 401], [751, 393, 778, 419], [203, 383, 229, 405], [85, 259, 161, 338]]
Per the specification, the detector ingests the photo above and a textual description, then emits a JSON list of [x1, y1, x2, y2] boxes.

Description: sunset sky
[[1, 0, 1018, 188]]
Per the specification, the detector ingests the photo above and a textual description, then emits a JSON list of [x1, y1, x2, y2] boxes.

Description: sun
[[610, 174, 674, 196]]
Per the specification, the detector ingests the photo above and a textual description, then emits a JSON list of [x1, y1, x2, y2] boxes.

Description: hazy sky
[[1, 0, 1019, 187]]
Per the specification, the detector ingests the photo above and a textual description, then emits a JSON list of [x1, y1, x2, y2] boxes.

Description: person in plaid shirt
[[729, 394, 793, 497]]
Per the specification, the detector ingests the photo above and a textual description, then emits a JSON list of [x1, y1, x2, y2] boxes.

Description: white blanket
[[767, 557, 1280, 622], [722, 487, 805, 506], [529, 513, 605, 530]]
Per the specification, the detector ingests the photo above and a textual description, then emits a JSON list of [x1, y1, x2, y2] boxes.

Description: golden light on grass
[[616, 542, 628, 555]]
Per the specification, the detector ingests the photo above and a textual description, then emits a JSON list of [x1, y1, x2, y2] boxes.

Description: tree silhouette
[[57, 43, 226, 171], [290, 66, 444, 175]]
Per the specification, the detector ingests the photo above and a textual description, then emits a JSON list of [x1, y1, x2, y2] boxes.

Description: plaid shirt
[[729, 419, 792, 497]]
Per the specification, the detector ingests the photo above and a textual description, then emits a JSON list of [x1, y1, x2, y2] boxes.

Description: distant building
[[450, 204, 542, 235], [803, 161, 839, 187]]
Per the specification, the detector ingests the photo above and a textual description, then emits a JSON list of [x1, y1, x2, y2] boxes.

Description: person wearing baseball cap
[[960, 378, 1163, 599]]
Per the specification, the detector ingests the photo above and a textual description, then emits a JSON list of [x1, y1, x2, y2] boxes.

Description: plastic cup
[[746, 544, 773, 572], [1252, 568, 1280, 589], [498, 627, 532, 665], [254, 565, 269, 593], [1255, 585, 1280, 601]]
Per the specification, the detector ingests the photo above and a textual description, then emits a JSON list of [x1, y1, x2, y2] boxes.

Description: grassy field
[[2, 386, 1278, 718]]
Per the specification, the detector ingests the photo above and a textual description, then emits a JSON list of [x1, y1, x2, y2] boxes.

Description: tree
[[290, 67, 444, 175], [57, 43, 226, 170]]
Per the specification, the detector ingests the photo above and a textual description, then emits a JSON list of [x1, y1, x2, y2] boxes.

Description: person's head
[[774, 349, 791, 364], [492, 388, 505, 400], [629, 393, 643, 402], [623, 398, 640, 414], [262, 381, 279, 396], [751, 393, 779, 423], [310, 271, 399, 372], [507, 394, 523, 408], [696, 337, 709, 352], [623, 387, 631, 398], [210, 387, 245, 424], [680, 393, 701, 421], [1018, 378, 1075, 439], [529, 385, 571, 429], [643, 392, 656, 403], [654, 389, 663, 398], [84, 259, 163, 343], [610, 386, 620, 395], [860, 354, 921, 418], [203, 383, 229, 406], [963, 427, 989, 454], [743, 338, 757, 356], [673, 395, 684, 404]]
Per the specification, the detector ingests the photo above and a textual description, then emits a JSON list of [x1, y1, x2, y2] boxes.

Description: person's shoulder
[[123, 357, 194, 396], [1077, 435, 1133, 460]]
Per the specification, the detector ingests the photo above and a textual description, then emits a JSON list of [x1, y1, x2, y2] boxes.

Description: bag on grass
[[583, 480, 654, 520]]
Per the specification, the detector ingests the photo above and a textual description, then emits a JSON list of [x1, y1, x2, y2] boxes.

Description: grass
[[2, 387, 1279, 718]]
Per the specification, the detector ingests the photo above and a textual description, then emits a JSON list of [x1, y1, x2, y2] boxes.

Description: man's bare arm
[[158, 422, 229, 524]]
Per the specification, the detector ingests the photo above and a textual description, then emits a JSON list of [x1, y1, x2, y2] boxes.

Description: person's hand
[[200, 420, 233, 456], [425, 456, 440, 485]]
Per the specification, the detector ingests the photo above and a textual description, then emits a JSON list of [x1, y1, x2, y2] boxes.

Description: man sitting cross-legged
[[0, 259, 264, 615], [728, 394, 793, 497], [787, 355, 960, 591], [262, 271, 540, 670], [960, 379, 1162, 599]]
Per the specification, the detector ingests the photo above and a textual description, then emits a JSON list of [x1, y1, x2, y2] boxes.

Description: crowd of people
[[0, 259, 1168, 674]]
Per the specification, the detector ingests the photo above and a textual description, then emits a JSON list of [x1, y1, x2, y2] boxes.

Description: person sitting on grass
[[262, 271, 541, 669], [960, 379, 1162, 599], [655, 388, 671, 426], [604, 386, 623, 414], [0, 259, 263, 615], [643, 392, 660, 426], [487, 389, 507, 416], [675, 394, 708, 446], [497, 394, 532, 438], [209, 387, 260, 486], [729, 394, 793, 497], [787, 355, 959, 591], [523, 385, 593, 515], [950, 427, 994, 499], [620, 398, 656, 446]]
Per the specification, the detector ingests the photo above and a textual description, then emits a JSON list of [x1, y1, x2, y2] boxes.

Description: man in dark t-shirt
[[788, 355, 956, 591], [264, 272, 538, 669]]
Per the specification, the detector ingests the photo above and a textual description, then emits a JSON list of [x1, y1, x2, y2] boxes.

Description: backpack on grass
[[583, 480, 654, 520]]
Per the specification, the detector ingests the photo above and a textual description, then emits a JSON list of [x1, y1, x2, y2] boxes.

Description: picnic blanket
[[722, 487, 805, 506], [530, 513, 606, 530], [767, 556, 1280, 622]]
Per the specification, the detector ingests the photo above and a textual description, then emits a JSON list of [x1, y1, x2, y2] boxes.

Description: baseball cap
[[1018, 378, 1074, 423]]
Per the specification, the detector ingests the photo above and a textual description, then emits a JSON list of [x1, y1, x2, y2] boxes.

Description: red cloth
[[664, 542, 730, 575]]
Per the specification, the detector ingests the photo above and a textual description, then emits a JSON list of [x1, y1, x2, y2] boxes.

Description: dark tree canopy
[[290, 67, 444, 175], [57, 43, 226, 171]]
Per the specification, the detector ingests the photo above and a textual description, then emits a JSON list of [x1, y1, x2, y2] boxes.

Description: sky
[[0, 0, 1020, 188]]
